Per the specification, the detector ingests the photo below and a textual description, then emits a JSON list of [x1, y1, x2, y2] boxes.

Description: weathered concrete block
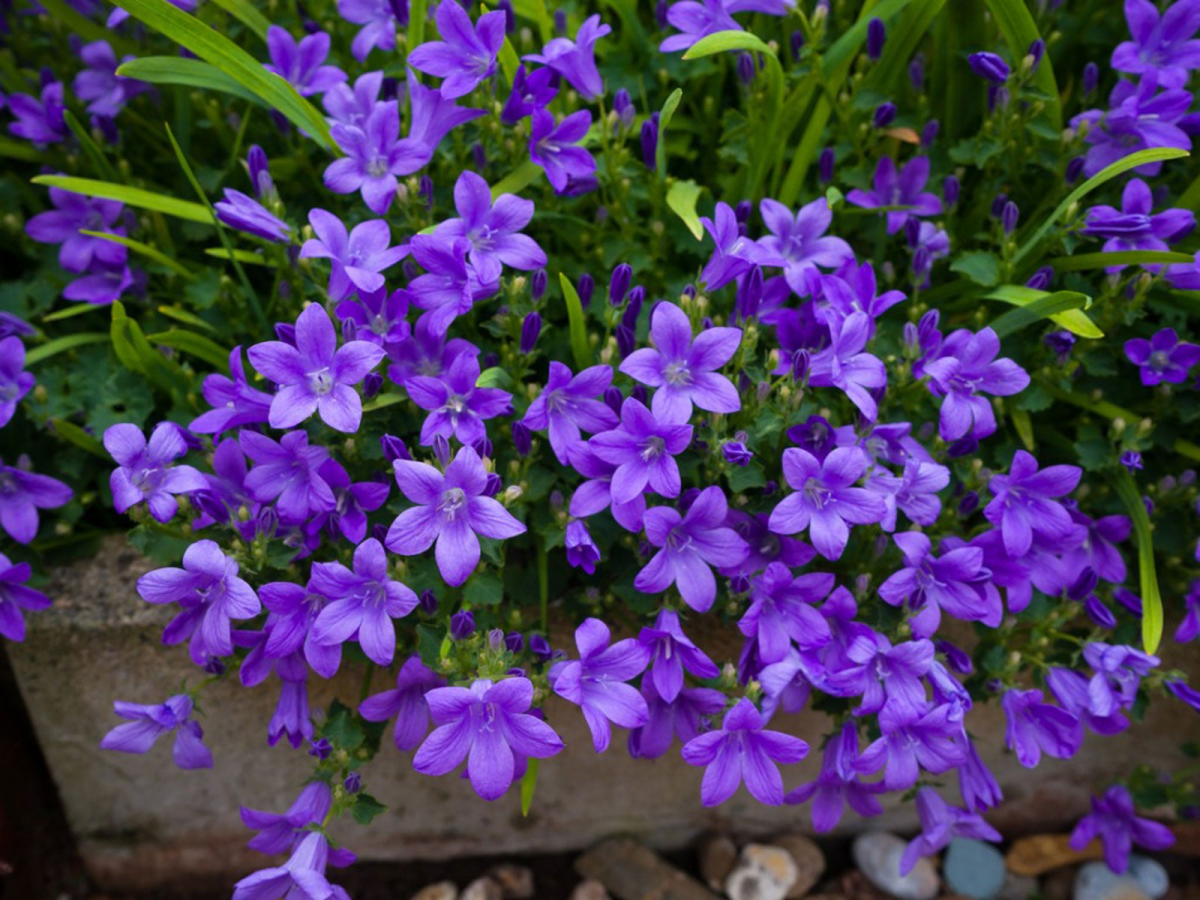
[[9, 538, 1199, 890]]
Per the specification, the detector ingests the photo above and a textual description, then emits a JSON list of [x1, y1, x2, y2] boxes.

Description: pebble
[[570, 881, 611, 900], [771, 832, 826, 898], [1007, 835, 1104, 876], [411, 883, 459, 900], [488, 864, 535, 899], [944, 838, 1007, 900], [697, 833, 738, 891], [1128, 856, 1170, 899], [726, 843, 799, 900], [1074, 862, 1151, 900], [461, 877, 503, 900], [995, 871, 1040, 900], [1042, 867, 1079, 900], [852, 832, 939, 900]]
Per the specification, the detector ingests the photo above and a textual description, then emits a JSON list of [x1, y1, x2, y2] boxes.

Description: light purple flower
[[406, 351, 512, 446], [899, 788, 1002, 875], [1071, 75, 1192, 177], [73, 40, 145, 118], [856, 703, 965, 790], [865, 458, 949, 532], [337, 0, 400, 61], [26, 185, 126, 273], [215, 189, 292, 243], [530, 109, 596, 194], [984, 450, 1081, 558], [386, 446, 526, 587], [104, 423, 207, 523], [846, 157, 942, 234], [550, 618, 651, 752], [1124, 327, 1200, 386], [659, 0, 793, 53], [589, 397, 693, 505], [1047, 667, 1131, 736], [1002, 688, 1083, 768], [1069, 785, 1174, 873], [433, 171, 547, 284], [360, 655, 445, 751], [324, 101, 413, 214], [0, 337, 34, 429], [878, 532, 1001, 638], [1112, 0, 1200, 89], [826, 636, 933, 717], [628, 679, 726, 759], [522, 361, 617, 465], [755, 197, 854, 296], [785, 721, 885, 832], [409, 0, 506, 99], [923, 327, 1030, 441], [323, 71, 384, 128], [567, 440, 648, 532], [7, 79, 65, 146], [257, 580, 341, 677], [0, 459, 72, 545], [240, 783, 333, 856], [681, 697, 808, 806], [106, 0, 195, 28], [100, 693, 213, 769], [232, 832, 352, 900], [240, 430, 336, 526], [700, 201, 758, 291], [637, 608, 719, 703], [407, 234, 499, 336], [190, 346, 274, 435], [1084, 642, 1160, 716], [413, 676, 564, 800], [524, 14, 611, 100], [738, 563, 832, 664], [299, 209, 409, 301], [0, 552, 51, 642], [1080, 178, 1194, 274], [620, 300, 742, 421], [264, 27, 347, 96], [806, 312, 887, 420]]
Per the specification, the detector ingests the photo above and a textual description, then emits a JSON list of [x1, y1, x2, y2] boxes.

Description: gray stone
[[411, 883, 459, 900], [697, 833, 738, 891], [944, 838, 1007, 900], [1074, 862, 1151, 900], [771, 832, 826, 898], [995, 871, 1039, 900], [575, 838, 717, 900], [570, 881, 611, 900], [487, 863, 534, 899], [852, 832, 939, 900], [1127, 856, 1169, 900], [725, 844, 798, 900], [461, 877, 503, 900]]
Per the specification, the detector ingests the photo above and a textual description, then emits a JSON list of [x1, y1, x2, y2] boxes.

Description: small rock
[[1043, 867, 1079, 900], [488, 864, 535, 899], [1075, 862, 1151, 900], [698, 833, 738, 891], [461, 877, 503, 900], [944, 838, 1007, 900], [995, 871, 1039, 900], [1007, 836, 1104, 876], [411, 883, 459, 900], [726, 843, 799, 900], [772, 832, 826, 898], [571, 881, 611, 900], [575, 837, 718, 900], [853, 832, 939, 900], [1128, 857, 1170, 900]]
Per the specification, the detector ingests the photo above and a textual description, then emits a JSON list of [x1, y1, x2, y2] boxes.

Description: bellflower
[[628, 680, 726, 759], [1124, 327, 1200, 385], [878, 532, 1002, 637], [73, 40, 145, 118], [0, 553, 51, 642], [786, 722, 885, 832], [984, 450, 1082, 558], [1002, 688, 1083, 767], [105, 423, 207, 523], [240, 430, 336, 526], [899, 788, 1002, 875], [769, 446, 887, 561], [721, 510, 816, 580], [589, 397, 693, 504], [337, 285, 411, 349], [700, 201, 758, 290], [190, 347, 274, 435], [619, 300, 742, 420], [1177, 582, 1200, 643], [337, 0, 401, 60], [1080, 179, 1194, 273], [1084, 642, 1160, 716], [681, 697, 808, 806], [214, 189, 292, 243], [524, 15, 612, 100], [325, 101, 413, 214], [522, 362, 617, 465], [298, 210, 409, 301], [304, 459, 390, 545], [530, 109, 596, 193], [408, 0, 506, 99], [1046, 667, 1130, 735], [550, 618, 651, 752], [240, 783, 333, 855], [1069, 785, 1175, 873], [1111, 0, 1200, 89], [360, 655, 445, 751], [264, 27, 346, 96], [401, 67, 488, 166], [413, 676, 563, 800], [564, 519, 601, 573], [0, 459, 72, 545], [659, 0, 792, 53], [433, 171, 547, 284], [567, 441, 648, 532], [820, 261, 906, 320], [738, 563, 833, 664], [386, 446, 526, 587], [958, 737, 1004, 812], [100, 693, 213, 770], [638, 608, 720, 703], [407, 235, 499, 336], [634, 486, 749, 612], [1071, 75, 1192, 177], [232, 832, 352, 900], [846, 157, 942, 234], [755, 198, 854, 296], [7, 80, 65, 146], [968, 51, 1010, 83], [806, 312, 888, 420], [501, 65, 559, 124], [406, 350, 512, 446], [323, 71, 384, 129], [0, 337, 33, 428], [923, 327, 1030, 441], [25, 186, 126, 274], [857, 703, 965, 790], [826, 636, 933, 717], [866, 458, 949, 532]]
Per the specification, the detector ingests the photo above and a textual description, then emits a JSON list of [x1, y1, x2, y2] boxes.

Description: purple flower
[[826, 636, 933, 717], [433, 170, 547, 283], [337, 285, 411, 349], [501, 64, 559, 124], [769, 446, 886, 561], [257, 580, 341, 677], [589, 397, 693, 505], [635, 486, 749, 612], [628, 680, 725, 759], [407, 234, 499, 336], [360, 655, 444, 751], [806, 312, 887, 420], [866, 458, 948, 532], [264, 27, 346, 96], [215, 189, 292, 243], [958, 737, 1004, 812], [984, 450, 1081, 558], [106, 0, 195, 27], [26, 185, 126, 274], [232, 832, 352, 900], [785, 721, 885, 832], [738, 563, 832, 664], [324, 102, 411, 214], [564, 519, 601, 573], [637, 608, 719, 703], [0, 459, 72, 545], [523, 14, 611, 101], [406, 350, 512, 446], [968, 51, 1010, 83], [1071, 76, 1192, 177], [1112, 0, 1200, 89], [620, 301, 742, 421], [190, 347, 274, 435], [323, 71, 384, 128], [756, 198, 854, 295], [7, 79, 65, 146], [73, 40, 145, 118], [386, 446, 526, 587], [879, 532, 1001, 637], [240, 783, 333, 856], [240, 430, 336, 526], [681, 697, 808, 806], [846, 157, 942, 235], [337, 0, 400, 61], [1124, 327, 1200, 386], [923, 327, 1030, 441], [1070, 785, 1174, 873], [899, 788, 1002, 875], [408, 0, 506, 99], [568, 441, 647, 532], [856, 703, 965, 790], [1047, 667, 1130, 735], [1176, 582, 1200, 643], [1002, 688, 1083, 767], [550, 618, 651, 752], [299, 209, 409, 301], [1080, 179, 1194, 271], [413, 676, 563, 800], [307, 538, 418, 666], [0, 553, 51, 642], [658, 0, 792, 53], [700, 201, 757, 291], [530, 109, 596, 194], [0, 337, 33, 428], [104, 423, 207, 523], [522, 361, 617, 465], [1084, 642, 1160, 716], [100, 694, 213, 770]]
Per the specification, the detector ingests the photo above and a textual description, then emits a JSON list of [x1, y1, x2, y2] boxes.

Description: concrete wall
[[9, 538, 1199, 891]]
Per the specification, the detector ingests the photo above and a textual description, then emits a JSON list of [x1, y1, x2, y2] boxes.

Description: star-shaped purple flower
[[433, 170, 547, 284], [0, 552, 51, 642], [637, 608, 720, 703], [264, 26, 347, 96], [1080, 178, 1194, 272], [878, 531, 1001, 638], [409, 0, 506, 99], [360, 655, 445, 751], [1002, 688, 1083, 768], [785, 721, 885, 832], [406, 350, 512, 447], [1069, 785, 1174, 874], [899, 788, 1002, 875], [522, 361, 617, 465], [923, 326, 1030, 441], [104, 423, 207, 523], [0, 459, 72, 545], [846, 156, 943, 234], [755, 197, 854, 296], [523, 14, 612, 101], [1124, 327, 1200, 386], [984, 450, 1081, 558], [1112, 0, 1200, 89], [240, 430, 336, 526], [530, 109, 596, 194], [589, 397, 693, 505], [299, 209, 409, 301], [100, 693, 213, 770]]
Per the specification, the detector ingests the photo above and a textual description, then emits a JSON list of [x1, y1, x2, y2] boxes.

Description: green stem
[[1043, 384, 1200, 462]]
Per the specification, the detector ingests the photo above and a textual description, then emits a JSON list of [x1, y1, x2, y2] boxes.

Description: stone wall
[[9, 537, 1199, 891]]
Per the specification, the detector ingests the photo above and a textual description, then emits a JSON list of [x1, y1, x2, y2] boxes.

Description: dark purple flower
[[856, 703, 965, 790], [738, 563, 832, 664], [786, 721, 885, 832], [1112, 0, 1200, 89], [530, 109, 595, 194], [190, 347, 274, 436], [6, 79, 65, 146], [232, 832, 350, 900], [406, 235, 498, 337], [1124, 327, 1200, 386], [100, 693, 212, 770], [73, 40, 145, 118], [239, 783, 333, 855], [1047, 667, 1130, 735], [240, 430, 336, 526], [564, 519, 601, 573], [104, 423, 207, 523], [1071, 75, 1192, 177], [0, 337, 33, 429], [299, 209, 409, 301], [433, 170, 546, 283], [1069, 785, 1174, 873], [524, 14, 611, 100], [806, 312, 887, 420], [214, 189, 292, 243], [1080, 179, 1194, 272], [968, 51, 1009, 83], [723, 441, 753, 466], [1002, 688, 1083, 767], [699, 201, 758, 291], [628, 679, 725, 759], [866, 16, 885, 60], [0, 552, 51, 642], [406, 351, 512, 446], [0, 459, 70, 545], [264, 26, 346, 96], [899, 788, 1002, 875], [501, 64, 559, 124], [847, 157, 942, 235], [408, 0, 506, 99], [1084, 642, 1159, 716]]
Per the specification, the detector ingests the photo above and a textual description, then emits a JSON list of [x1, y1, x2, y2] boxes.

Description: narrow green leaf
[[208, 0, 271, 39], [982, 0, 1061, 132], [410, 0, 427, 49], [491, 160, 542, 198], [559, 273, 591, 371], [1113, 471, 1163, 654], [158, 305, 218, 332], [43, 304, 106, 322], [110, 300, 191, 398], [1010, 408, 1035, 452], [984, 285, 1103, 338], [24, 333, 110, 366], [49, 417, 107, 458], [0, 136, 42, 162], [63, 110, 118, 182], [1013, 147, 1190, 266], [117, 57, 267, 109], [655, 88, 683, 182], [204, 247, 273, 266], [145, 329, 232, 369], [666, 179, 704, 240], [109, 0, 333, 150], [682, 29, 773, 59], [989, 290, 1093, 339], [520, 758, 539, 816], [510, 0, 552, 42], [81, 230, 195, 279], [31, 175, 213, 224], [34, 0, 128, 48], [1048, 250, 1194, 272]]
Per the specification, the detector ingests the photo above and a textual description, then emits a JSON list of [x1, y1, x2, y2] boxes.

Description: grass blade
[[31, 174, 213, 224]]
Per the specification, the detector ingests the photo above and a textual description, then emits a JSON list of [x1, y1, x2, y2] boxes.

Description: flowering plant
[[2, 0, 1200, 891]]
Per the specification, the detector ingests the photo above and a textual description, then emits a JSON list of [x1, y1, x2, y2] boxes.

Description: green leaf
[[323, 702, 365, 752], [1013, 147, 1190, 266], [1010, 408, 1035, 451], [31, 175, 213, 224], [491, 160, 542, 198], [157, 305, 218, 332], [520, 758, 539, 817], [510, 0, 552, 42], [727, 463, 766, 493], [477, 366, 515, 390], [463, 570, 504, 607], [42, 304, 106, 322], [204, 247, 273, 266], [950, 251, 1002, 287], [984, 285, 1104, 338], [1113, 471, 1164, 655], [109, 0, 333, 150], [862, 0, 948, 96], [110, 300, 191, 399], [988, 290, 1093, 339], [982, 0, 1060, 132], [655, 88, 683, 182], [682, 30, 772, 59], [117, 57, 267, 109], [48, 417, 107, 457], [410, 0, 427, 49], [351, 793, 387, 826], [0, 136, 42, 162], [24, 333, 110, 366], [63, 110, 118, 182], [81, 230, 195, 279], [666, 179, 704, 241], [34, 0, 127, 47], [559, 273, 592, 371], [145, 329, 232, 369], [208, 0, 271, 39], [1048, 250, 1194, 272]]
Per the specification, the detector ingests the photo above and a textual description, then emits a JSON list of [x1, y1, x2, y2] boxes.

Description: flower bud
[[640, 119, 658, 169], [577, 272, 595, 308], [609, 262, 632, 306], [520, 311, 542, 354], [1082, 61, 1099, 96], [873, 102, 897, 128], [818, 146, 835, 183], [511, 420, 531, 457], [419, 589, 438, 614], [968, 51, 1010, 84], [432, 434, 451, 465], [530, 268, 547, 300], [450, 609, 476, 640], [866, 17, 885, 60], [736, 52, 756, 85], [1001, 200, 1019, 236], [943, 174, 960, 206]]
